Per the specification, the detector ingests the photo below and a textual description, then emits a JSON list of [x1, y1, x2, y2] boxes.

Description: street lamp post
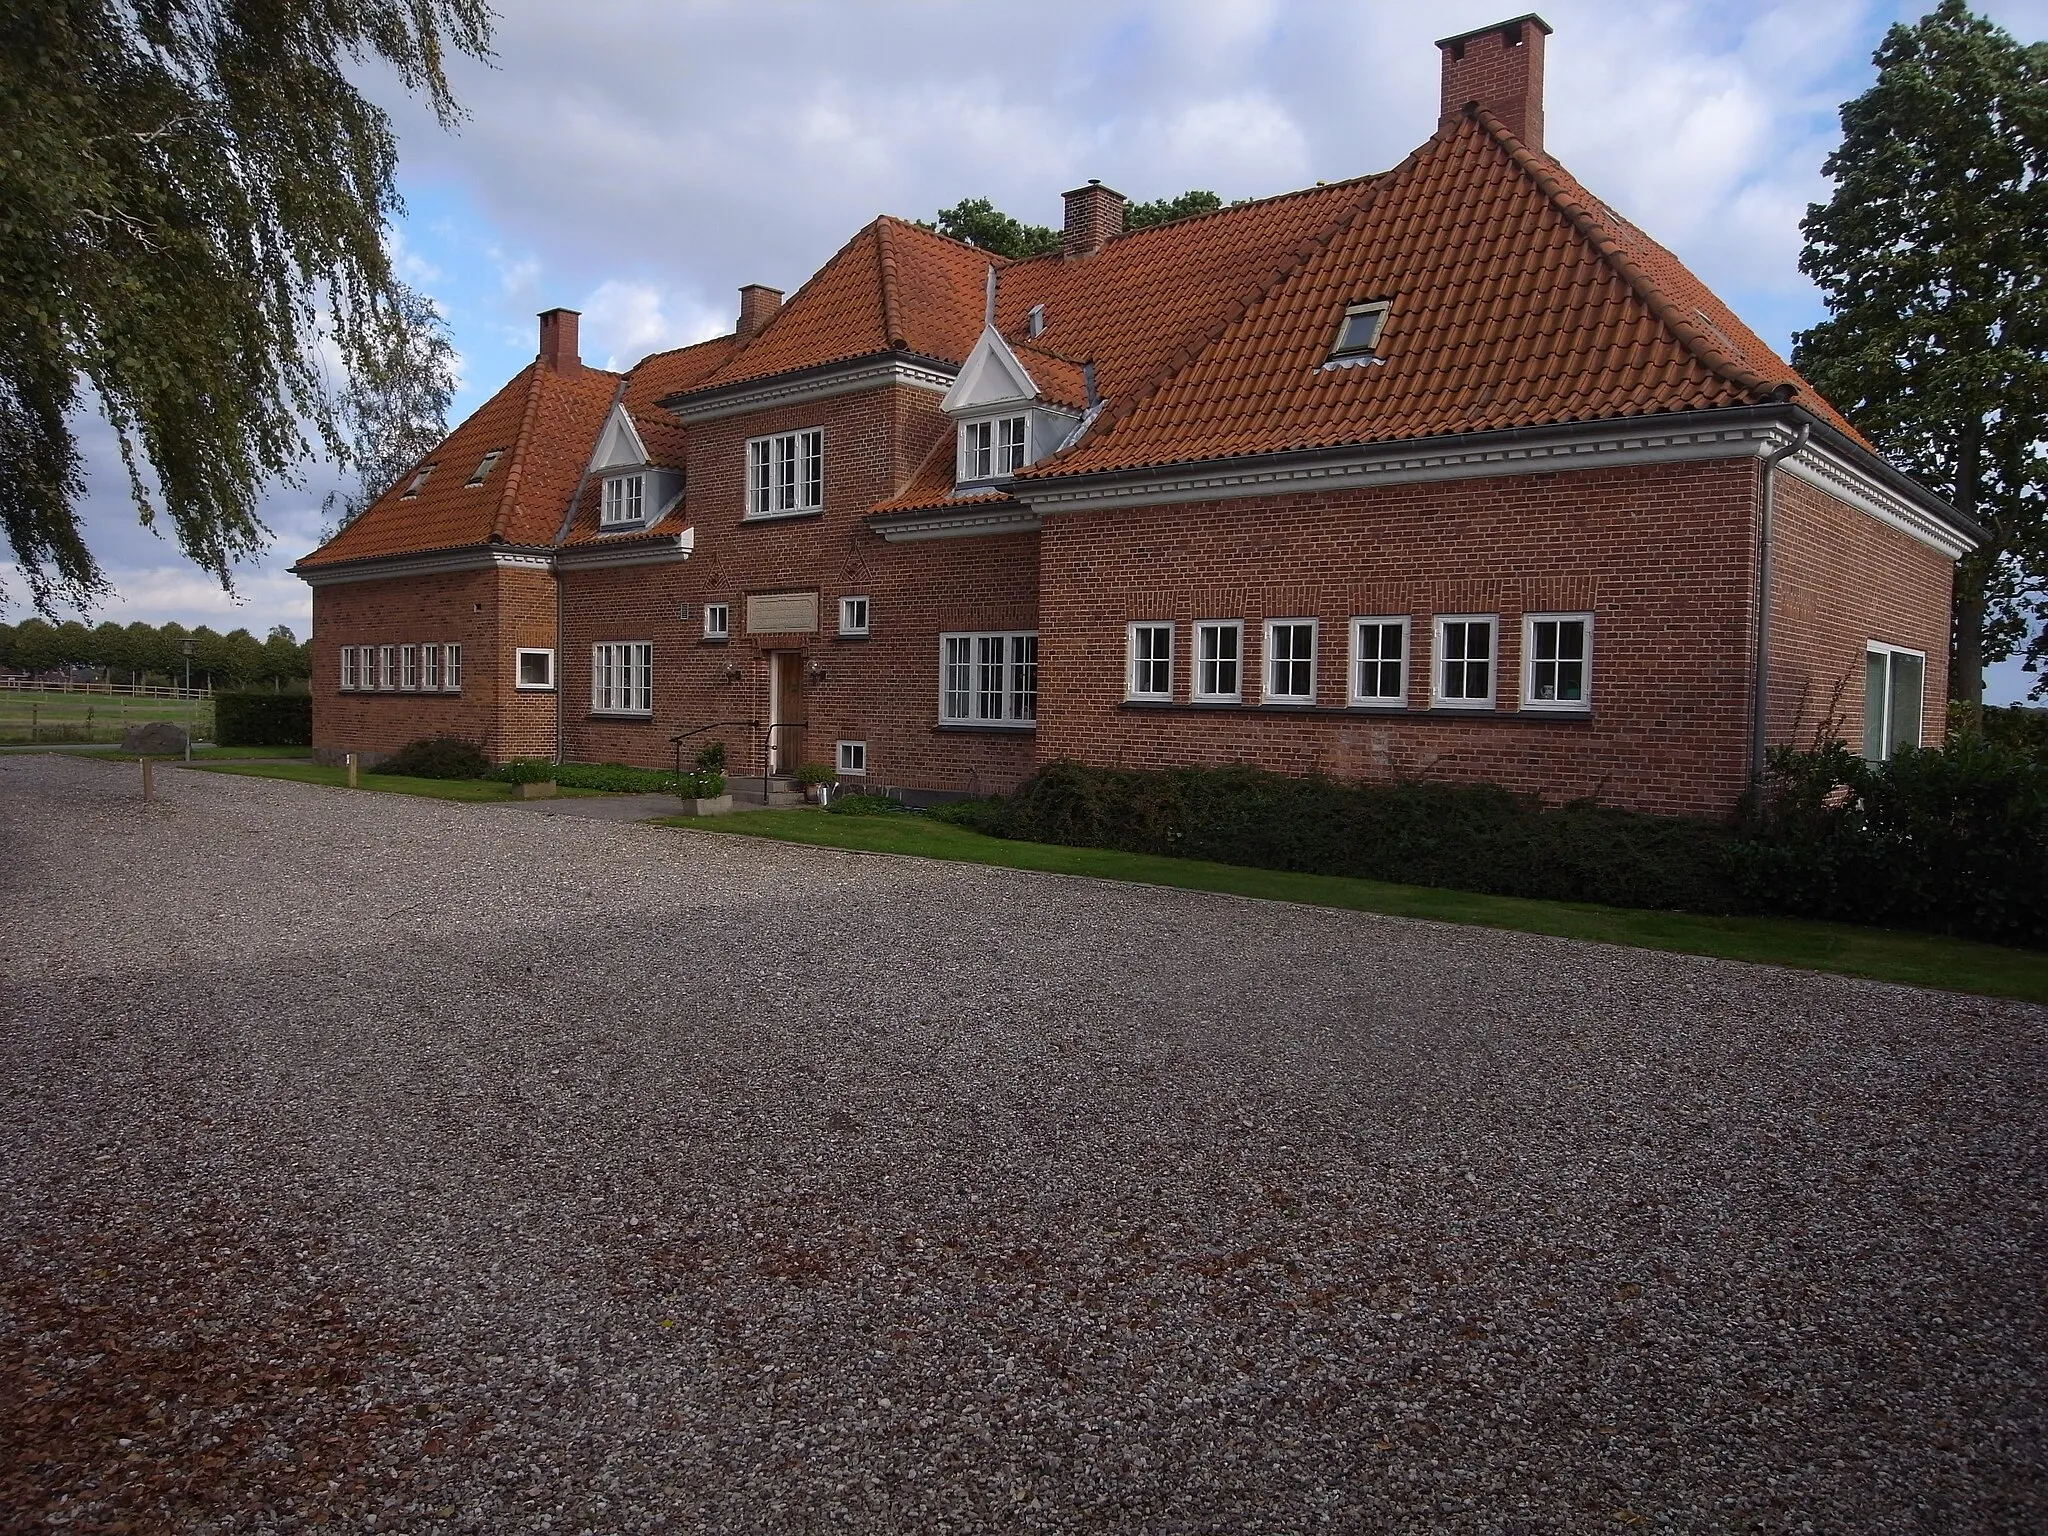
[[180, 640, 195, 761]]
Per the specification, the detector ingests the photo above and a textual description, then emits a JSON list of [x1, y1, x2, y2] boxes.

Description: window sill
[[835, 632, 871, 643], [934, 721, 1035, 734], [514, 685, 556, 693], [699, 636, 730, 646], [1115, 701, 1593, 723], [597, 521, 649, 535], [740, 508, 824, 525], [588, 711, 656, 722], [344, 689, 462, 697]]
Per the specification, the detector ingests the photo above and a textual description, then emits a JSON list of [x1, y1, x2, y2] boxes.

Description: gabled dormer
[[589, 401, 683, 531], [942, 324, 1082, 491]]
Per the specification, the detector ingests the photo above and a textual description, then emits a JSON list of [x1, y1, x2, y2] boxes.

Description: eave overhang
[[291, 543, 556, 588], [658, 350, 958, 424]]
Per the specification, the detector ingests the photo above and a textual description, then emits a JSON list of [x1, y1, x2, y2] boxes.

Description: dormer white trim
[[941, 325, 1040, 415], [590, 403, 650, 471]]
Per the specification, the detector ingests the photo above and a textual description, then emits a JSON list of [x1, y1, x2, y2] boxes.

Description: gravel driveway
[[2, 753, 2042, 1534]]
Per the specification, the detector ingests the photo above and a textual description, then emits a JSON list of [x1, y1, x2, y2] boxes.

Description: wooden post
[[141, 758, 154, 802], [346, 752, 359, 788]]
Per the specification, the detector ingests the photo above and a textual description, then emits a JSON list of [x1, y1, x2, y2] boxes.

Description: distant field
[[0, 691, 213, 744]]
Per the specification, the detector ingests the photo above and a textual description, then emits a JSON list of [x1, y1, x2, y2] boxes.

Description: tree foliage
[[1792, 0, 2048, 704], [925, 189, 1230, 258], [320, 280, 460, 538], [0, 0, 492, 613], [0, 615, 308, 688], [1123, 190, 1223, 229]]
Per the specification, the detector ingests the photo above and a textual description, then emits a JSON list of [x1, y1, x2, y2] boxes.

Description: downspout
[[1750, 422, 1810, 782], [552, 377, 631, 766]]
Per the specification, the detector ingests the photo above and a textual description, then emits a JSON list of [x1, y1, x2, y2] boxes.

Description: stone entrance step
[[729, 775, 806, 809]]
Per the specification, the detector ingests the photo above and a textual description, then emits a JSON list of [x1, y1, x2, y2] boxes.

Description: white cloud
[[579, 280, 731, 369]]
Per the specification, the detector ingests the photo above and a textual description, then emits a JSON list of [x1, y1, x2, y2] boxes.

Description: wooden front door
[[769, 652, 804, 774]]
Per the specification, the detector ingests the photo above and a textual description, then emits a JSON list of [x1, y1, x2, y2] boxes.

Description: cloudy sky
[[16, 0, 2046, 699]]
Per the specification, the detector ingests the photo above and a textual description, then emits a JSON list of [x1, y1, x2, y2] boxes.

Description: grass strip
[[79, 744, 312, 762], [183, 760, 608, 802], [660, 808, 2048, 1005]]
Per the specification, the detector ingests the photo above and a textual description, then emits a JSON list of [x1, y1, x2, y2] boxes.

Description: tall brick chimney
[[1436, 14, 1551, 152], [537, 307, 580, 373], [1061, 180, 1126, 259], [736, 284, 783, 341]]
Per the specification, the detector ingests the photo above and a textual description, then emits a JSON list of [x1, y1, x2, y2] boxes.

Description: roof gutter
[[1751, 422, 1810, 784]]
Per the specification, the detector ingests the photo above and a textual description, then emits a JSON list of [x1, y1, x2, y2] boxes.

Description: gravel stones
[[1, 753, 2042, 1533]]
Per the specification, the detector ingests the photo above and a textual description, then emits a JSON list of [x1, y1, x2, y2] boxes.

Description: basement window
[[1325, 301, 1390, 366], [465, 450, 504, 487]]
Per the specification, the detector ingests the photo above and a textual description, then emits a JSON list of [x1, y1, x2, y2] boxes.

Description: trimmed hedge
[[487, 759, 725, 797], [950, 761, 1742, 914], [380, 737, 491, 779], [213, 691, 311, 746]]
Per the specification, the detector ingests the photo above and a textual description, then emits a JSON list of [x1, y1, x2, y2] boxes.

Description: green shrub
[[926, 797, 1013, 836], [678, 770, 726, 799], [380, 737, 491, 779], [491, 757, 556, 784], [791, 760, 835, 787], [488, 760, 725, 796], [213, 691, 311, 746], [826, 792, 908, 817], [1982, 704, 2048, 763], [694, 741, 727, 773]]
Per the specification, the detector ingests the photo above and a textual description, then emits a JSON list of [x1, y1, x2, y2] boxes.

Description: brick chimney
[[737, 284, 783, 341], [1436, 14, 1551, 152], [1061, 180, 1126, 259], [537, 307, 580, 373]]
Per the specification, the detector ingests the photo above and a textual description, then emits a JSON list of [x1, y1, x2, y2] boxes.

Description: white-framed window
[[516, 648, 555, 691], [958, 415, 1029, 483], [940, 631, 1038, 725], [423, 643, 443, 691], [746, 428, 824, 517], [591, 641, 653, 716], [1263, 619, 1317, 704], [602, 474, 645, 526], [837, 740, 867, 776], [1434, 616, 1496, 708], [1350, 617, 1409, 706], [1863, 643, 1926, 761], [1127, 622, 1173, 701], [839, 596, 870, 636], [400, 644, 419, 691], [444, 643, 461, 691], [1329, 300, 1391, 360], [340, 647, 359, 691], [1523, 613, 1592, 711], [1194, 620, 1242, 703], [378, 645, 396, 690], [704, 603, 730, 641]]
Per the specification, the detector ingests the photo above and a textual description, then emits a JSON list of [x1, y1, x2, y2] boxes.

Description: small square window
[[1127, 622, 1173, 700], [1194, 621, 1242, 702], [1263, 619, 1317, 704], [1329, 301, 1389, 359], [465, 450, 504, 487], [516, 648, 555, 690], [704, 603, 729, 641], [839, 596, 870, 636], [837, 740, 867, 776], [1523, 614, 1592, 711], [1434, 616, 1496, 708], [1350, 617, 1409, 706]]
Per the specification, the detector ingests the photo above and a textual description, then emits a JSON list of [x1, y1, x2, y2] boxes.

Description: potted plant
[[791, 761, 836, 804], [675, 768, 731, 817], [493, 757, 558, 799]]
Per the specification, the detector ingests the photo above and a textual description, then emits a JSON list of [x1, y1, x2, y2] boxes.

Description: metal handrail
[[667, 717, 808, 802], [670, 718, 758, 784], [762, 720, 809, 803]]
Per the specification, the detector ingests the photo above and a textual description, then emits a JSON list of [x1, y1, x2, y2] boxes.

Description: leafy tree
[[928, 198, 1060, 259], [319, 283, 460, 539], [1793, 0, 2048, 706], [125, 619, 164, 684], [10, 619, 62, 675], [0, 0, 493, 614], [1124, 190, 1223, 229], [90, 619, 131, 682], [263, 624, 308, 688]]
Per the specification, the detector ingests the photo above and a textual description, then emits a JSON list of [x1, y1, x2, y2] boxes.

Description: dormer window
[[399, 464, 435, 499], [465, 449, 504, 487], [1328, 301, 1390, 361], [960, 415, 1028, 483], [603, 474, 645, 526]]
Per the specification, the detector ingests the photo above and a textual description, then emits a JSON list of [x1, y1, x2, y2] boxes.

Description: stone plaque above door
[[746, 591, 819, 634]]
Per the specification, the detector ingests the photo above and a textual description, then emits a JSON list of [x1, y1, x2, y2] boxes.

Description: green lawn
[[183, 760, 609, 802], [1, 690, 213, 744], [661, 808, 2048, 1005]]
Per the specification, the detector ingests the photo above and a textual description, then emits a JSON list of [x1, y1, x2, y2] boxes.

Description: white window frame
[[378, 644, 396, 691], [423, 643, 443, 692], [1522, 613, 1593, 712], [836, 740, 867, 776], [839, 596, 870, 637], [1863, 642, 1927, 762], [340, 647, 358, 691], [703, 603, 730, 641], [1262, 619, 1318, 705], [400, 644, 419, 691], [515, 647, 556, 691], [602, 474, 646, 527], [444, 643, 462, 691], [745, 428, 824, 518], [590, 641, 654, 716], [1194, 620, 1242, 703], [939, 631, 1038, 727], [1126, 622, 1174, 701], [1433, 615, 1497, 709], [1349, 616, 1410, 707], [957, 414, 1031, 483]]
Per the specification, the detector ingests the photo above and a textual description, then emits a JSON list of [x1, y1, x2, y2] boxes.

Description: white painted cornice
[[666, 355, 955, 424], [555, 529, 696, 569], [867, 502, 1041, 543], [293, 546, 553, 587], [941, 325, 1039, 414]]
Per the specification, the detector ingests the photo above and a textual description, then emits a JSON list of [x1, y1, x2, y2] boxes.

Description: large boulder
[[120, 720, 189, 756]]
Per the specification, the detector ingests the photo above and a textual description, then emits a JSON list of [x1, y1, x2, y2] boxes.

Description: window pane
[[1012, 634, 1038, 720], [802, 430, 822, 508], [1888, 651, 1922, 756], [1863, 651, 1889, 760], [977, 636, 1006, 719], [943, 637, 971, 719]]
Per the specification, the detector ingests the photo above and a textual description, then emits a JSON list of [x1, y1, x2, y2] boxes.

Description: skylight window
[[399, 464, 434, 499], [465, 449, 504, 487], [1329, 301, 1390, 360]]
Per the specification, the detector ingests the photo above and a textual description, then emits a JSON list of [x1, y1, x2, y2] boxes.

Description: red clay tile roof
[[1025, 109, 1854, 481], [298, 359, 621, 567]]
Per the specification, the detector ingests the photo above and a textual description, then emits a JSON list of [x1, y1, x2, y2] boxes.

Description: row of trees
[[924, 189, 1230, 259], [0, 618, 310, 691]]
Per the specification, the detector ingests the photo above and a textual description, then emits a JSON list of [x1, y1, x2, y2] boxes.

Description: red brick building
[[295, 15, 1976, 818]]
